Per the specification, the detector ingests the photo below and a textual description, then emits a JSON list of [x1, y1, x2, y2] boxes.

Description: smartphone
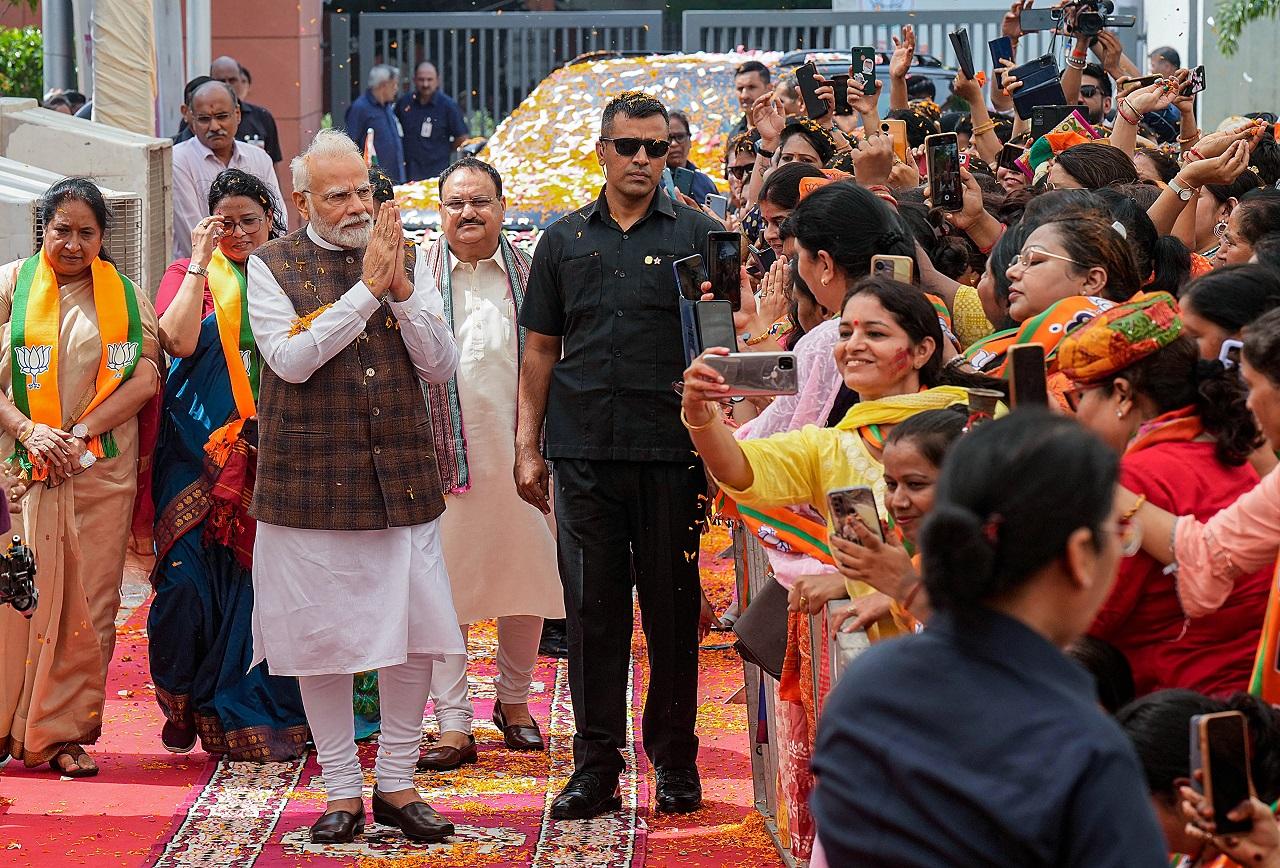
[[1031, 105, 1079, 140], [1192, 711, 1256, 836], [673, 253, 707, 303], [706, 231, 743, 311], [1014, 80, 1069, 121], [747, 244, 777, 279], [1182, 65, 1207, 97], [1119, 74, 1162, 96], [831, 73, 854, 116], [949, 28, 976, 81], [881, 119, 908, 162], [660, 168, 679, 201], [696, 299, 738, 353], [871, 254, 914, 283], [796, 62, 828, 120], [850, 46, 877, 95], [826, 486, 885, 545], [672, 166, 697, 197], [1019, 7, 1062, 32], [925, 132, 963, 212], [998, 142, 1027, 172], [705, 193, 730, 219], [1009, 54, 1061, 92], [702, 352, 799, 397], [989, 35, 1014, 89], [1008, 343, 1048, 408]]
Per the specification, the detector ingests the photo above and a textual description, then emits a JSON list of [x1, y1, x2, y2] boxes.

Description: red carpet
[[0, 527, 781, 867]]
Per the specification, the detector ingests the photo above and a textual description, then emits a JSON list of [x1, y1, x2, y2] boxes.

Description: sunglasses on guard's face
[[600, 137, 671, 158]]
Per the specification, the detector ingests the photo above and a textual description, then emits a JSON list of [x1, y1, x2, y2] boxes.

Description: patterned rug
[[1, 527, 780, 867]]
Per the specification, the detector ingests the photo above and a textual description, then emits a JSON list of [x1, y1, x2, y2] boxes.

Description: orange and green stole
[[201, 250, 261, 570], [962, 295, 1114, 376], [10, 251, 142, 480], [202, 250, 260, 467], [1249, 566, 1280, 704]]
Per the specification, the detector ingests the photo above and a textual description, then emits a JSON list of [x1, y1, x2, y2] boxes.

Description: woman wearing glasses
[[963, 213, 1140, 406], [1056, 293, 1269, 697], [147, 168, 308, 760]]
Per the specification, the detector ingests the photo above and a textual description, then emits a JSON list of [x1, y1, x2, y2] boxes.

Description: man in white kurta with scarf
[[418, 157, 564, 771], [246, 129, 462, 845]]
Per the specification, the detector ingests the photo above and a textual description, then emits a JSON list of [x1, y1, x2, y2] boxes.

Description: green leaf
[[0, 26, 42, 101], [1216, 0, 1280, 56]]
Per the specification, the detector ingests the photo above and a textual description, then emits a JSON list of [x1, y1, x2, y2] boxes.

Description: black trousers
[[553, 458, 705, 779]]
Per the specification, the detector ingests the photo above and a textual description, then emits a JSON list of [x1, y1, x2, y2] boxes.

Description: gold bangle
[[1120, 493, 1147, 523], [680, 406, 720, 432], [16, 420, 33, 443], [971, 120, 997, 136]]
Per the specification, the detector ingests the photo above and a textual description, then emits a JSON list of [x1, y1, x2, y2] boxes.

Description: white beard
[[311, 210, 373, 249]]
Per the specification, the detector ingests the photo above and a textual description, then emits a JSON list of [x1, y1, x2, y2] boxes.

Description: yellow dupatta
[[203, 250, 260, 468]]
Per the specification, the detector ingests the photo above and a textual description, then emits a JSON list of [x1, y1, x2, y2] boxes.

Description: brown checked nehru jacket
[[251, 228, 446, 530]]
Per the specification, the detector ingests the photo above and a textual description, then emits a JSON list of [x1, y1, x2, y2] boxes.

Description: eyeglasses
[[600, 137, 671, 158], [193, 112, 235, 125], [1078, 85, 1099, 98], [1104, 516, 1143, 558], [668, 132, 690, 144], [440, 197, 497, 213], [1013, 246, 1084, 270], [303, 185, 375, 207], [727, 164, 754, 180], [220, 215, 264, 233]]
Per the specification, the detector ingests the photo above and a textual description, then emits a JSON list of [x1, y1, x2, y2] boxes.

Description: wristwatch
[[1168, 176, 1198, 201], [186, 263, 208, 277], [72, 423, 88, 440]]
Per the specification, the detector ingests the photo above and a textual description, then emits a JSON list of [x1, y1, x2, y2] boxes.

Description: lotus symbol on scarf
[[14, 345, 51, 389], [240, 350, 253, 375], [106, 341, 139, 378]]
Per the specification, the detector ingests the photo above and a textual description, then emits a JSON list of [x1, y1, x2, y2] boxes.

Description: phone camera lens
[[779, 356, 794, 370]]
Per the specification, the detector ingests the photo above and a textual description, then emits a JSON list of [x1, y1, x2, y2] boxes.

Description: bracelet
[[971, 120, 997, 136], [680, 406, 720, 432], [977, 223, 1008, 255], [1120, 493, 1147, 523], [744, 330, 774, 347], [16, 420, 34, 443], [902, 581, 923, 610], [1178, 128, 1202, 145], [1117, 100, 1141, 126], [1066, 57, 1087, 70], [755, 146, 775, 160]]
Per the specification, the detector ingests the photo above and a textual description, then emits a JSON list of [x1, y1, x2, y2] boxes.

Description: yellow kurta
[[0, 258, 159, 765]]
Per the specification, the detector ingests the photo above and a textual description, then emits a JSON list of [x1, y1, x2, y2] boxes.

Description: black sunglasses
[[600, 137, 670, 158], [1078, 85, 1099, 98], [727, 164, 753, 180]]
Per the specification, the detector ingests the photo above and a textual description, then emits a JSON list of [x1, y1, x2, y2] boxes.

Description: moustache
[[459, 219, 485, 227]]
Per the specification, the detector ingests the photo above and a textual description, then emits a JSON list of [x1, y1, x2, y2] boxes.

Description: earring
[[1214, 220, 1228, 240], [1116, 409, 1123, 418], [821, 276, 830, 286]]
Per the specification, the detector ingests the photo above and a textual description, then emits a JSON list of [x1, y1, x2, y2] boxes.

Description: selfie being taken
[[4, 1, 1280, 866]]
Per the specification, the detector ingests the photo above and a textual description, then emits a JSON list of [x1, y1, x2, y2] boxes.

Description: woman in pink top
[[1117, 306, 1280, 698]]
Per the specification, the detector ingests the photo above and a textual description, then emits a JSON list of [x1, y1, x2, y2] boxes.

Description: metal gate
[[681, 8, 1145, 79], [331, 11, 664, 136]]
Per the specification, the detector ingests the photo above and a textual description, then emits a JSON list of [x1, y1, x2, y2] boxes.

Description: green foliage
[[0, 26, 42, 100], [465, 108, 496, 139], [1216, 0, 1280, 56]]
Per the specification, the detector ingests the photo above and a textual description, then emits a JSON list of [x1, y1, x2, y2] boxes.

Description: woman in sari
[[148, 169, 307, 759], [0, 178, 160, 775], [1057, 293, 1268, 696]]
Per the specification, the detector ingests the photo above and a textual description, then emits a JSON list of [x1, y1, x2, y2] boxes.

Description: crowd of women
[[3, 7, 1280, 866], [678, 12, 1280, 867]]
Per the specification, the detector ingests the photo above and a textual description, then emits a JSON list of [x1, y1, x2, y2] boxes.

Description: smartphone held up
[[925, 132, 963, 212]]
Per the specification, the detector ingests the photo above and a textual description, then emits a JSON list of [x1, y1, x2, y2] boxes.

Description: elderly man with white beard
[[245, 128, 462, 845]]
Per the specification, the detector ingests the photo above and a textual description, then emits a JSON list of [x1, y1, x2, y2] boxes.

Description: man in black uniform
[[515, 91, 721, 821]]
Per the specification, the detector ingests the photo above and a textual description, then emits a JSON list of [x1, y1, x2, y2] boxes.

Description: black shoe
[[539, 619, 568, 659], [549, 770, 622, 820], [161, 720, 198, 754], [310, 804, 365, 844], [371, 789, 454, 843], [655, 767, 703, 814]]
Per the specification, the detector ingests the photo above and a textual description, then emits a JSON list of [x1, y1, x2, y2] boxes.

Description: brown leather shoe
[[416, 734, 477, 771], [492, 703, 545, 751]]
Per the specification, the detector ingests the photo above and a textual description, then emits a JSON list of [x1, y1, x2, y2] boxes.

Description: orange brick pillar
[[212, 0, 323, 227]]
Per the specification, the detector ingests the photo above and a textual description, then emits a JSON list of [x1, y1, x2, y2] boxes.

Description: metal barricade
[[339, 11, 663, 135], [681, 8, 1144, 78]]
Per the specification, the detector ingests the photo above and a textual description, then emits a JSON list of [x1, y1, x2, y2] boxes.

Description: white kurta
[[246, 224, 465, 676], [438, 247, 565, 624]]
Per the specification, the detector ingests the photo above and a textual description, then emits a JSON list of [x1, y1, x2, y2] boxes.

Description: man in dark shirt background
[[515, 91, 721, 822], [397, 61, 470, 182], [729, 60, 770, 138], [173, 56, 283, 164]]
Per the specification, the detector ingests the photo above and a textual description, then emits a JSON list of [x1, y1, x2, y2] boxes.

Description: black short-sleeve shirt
[[520, 187, 722, 462]]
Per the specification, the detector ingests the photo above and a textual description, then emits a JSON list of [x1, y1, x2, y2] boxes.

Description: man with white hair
[[245, 128, 460, 844], [344, 64, 406, 184]]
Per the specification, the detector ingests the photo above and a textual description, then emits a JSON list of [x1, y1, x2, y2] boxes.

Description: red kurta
[[1090, 440, 1270, 697]]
